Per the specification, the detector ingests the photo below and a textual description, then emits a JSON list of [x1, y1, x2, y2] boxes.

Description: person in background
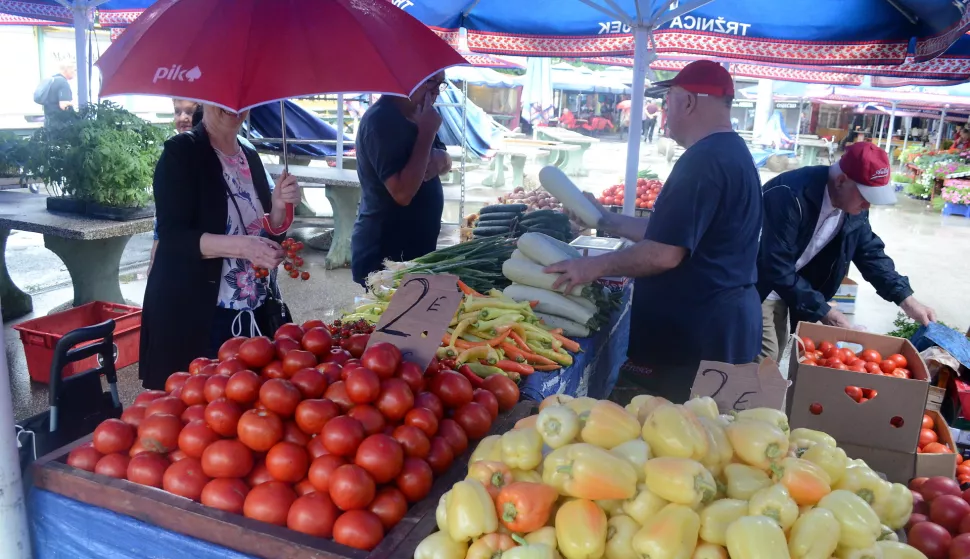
[[643, 99, 660, 142], [955, 128, 970, 151], [546, 60, 763, 402], [149, 101, 275, 275], [140, 105, 302, 390], [351, 72, 452, 287], [757, 142, 936, 363], [36, 58, 76, 118]]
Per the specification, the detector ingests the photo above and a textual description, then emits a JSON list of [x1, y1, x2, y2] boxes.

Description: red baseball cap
[[839, 142, 896, 205], [652, 60, 735, 97]]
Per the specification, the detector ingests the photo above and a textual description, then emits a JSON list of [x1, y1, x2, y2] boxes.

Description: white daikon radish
[[566, 294, 598, 314], [517, 232, 581, 266], [538, 166, 602, 227], [502, 259, 588, 297], [534, 312, 591, 338], [503, 284, 596, 326], [510, 249, 532, 262]]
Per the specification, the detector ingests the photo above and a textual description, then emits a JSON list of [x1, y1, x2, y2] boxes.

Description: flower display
[[942, 181, 970, 206]]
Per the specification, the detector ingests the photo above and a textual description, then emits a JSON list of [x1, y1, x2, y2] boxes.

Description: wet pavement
[[4, 135, 970, 421]]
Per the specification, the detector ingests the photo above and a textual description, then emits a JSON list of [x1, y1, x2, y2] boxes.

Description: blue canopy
[[247, 100, 352, 158], [398, 0, 970, 64]]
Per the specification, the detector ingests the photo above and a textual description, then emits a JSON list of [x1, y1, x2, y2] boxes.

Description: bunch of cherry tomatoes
[[253, 238, 309, 281], [799, 337, 913, 405], [70, 320, 521, 551]]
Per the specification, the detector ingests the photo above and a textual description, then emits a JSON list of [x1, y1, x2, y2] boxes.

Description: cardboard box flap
[[690, 359, 789, 412]]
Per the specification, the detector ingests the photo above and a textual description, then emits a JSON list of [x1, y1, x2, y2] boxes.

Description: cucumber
[[473, 226, 514, 237], [520, 216, 568, 229], [524, 227, 569, 241], [522, 209, 560, 219], [480, 204, 527, 214], [478, 211, 523, 222], [474, 220, 513, 229], [520, 212, 568, 224]]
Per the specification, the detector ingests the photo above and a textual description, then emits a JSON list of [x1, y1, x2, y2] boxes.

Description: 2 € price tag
[[689, 359, 790, 412], [365, 273, 463, 372]]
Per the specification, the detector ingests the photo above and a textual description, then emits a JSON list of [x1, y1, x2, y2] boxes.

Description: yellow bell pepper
[[789, 438, 815, 458], [641, 404, 709, 461], [466, 533, 517, 559], [537, 405, 581, 448], [833, 544, 882, 559], [788, 507, 841, 559], [543, 443, 638, 500], [564, 397, 598, 415], [467, 460, 514, 500], [801, 443, 848, 486], [872, 482, 913, 531], [414, 531, 468, 559], [698, 498, 749, 546], [445, 480, 499, 542], [789, 428, 837, 448], [605, 514, 641, 559], [834, 465, 891, 507], [502, 427, 544, 471], [470, 435, 504, 464], [632, 503, 700, 559], [772, 457, 832, 506], [684, 396, 720, 420], [625, 394, 654, 417], [596, 499, 626, 517], [556, 499, 608, 559], [725, 418, 789, 470], [513, 468, 544, 484], [817, 490, 882, 550], [696, 416, 734, 477], [505, 542, 559, 559], [748, 483, 799, 531], [611, 440, 651, 482], [692, 543, 728, 559], [879, 525, 899, 542], [644, 457, 717, 508], [876, 541, 928, 559], [540, 393, 574, 411], [627, 395, 672, 424], [723, 463, 772, 500], [622, 483, 669, 526], [736, 408, 791, 435], [436, 492, 449, 532], [525, 526, 559, 550], [579, 401, 640, 449], [725, 515, 792, 559]]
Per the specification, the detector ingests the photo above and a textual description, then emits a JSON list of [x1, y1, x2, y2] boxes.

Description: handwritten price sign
[[689, 359, 789, 412], [366, 274, 463, 371]]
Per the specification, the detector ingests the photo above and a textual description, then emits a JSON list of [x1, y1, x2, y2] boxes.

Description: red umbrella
[[95, 0, 466, 233]]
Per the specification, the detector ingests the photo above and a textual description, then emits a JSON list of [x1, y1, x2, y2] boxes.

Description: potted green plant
[[0, 131, 31, 188], [22, 102, 167, 220]]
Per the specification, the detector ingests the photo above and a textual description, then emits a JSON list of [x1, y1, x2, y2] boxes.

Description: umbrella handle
[[262, 204, 294, 236]]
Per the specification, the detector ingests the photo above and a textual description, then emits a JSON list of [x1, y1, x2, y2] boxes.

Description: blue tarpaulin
[[519, 282, 632, 401], [911, 323, 970, 370], [247, 100, 352, 158], [435, 85, 499, 158]]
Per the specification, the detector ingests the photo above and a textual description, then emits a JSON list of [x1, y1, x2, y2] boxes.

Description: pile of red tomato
[[908, 477, 970, 558], [799, 338, 914, 404], [66, 321, 521, 551], [919, 413, 959, 458], [597, 178, 663, 210]]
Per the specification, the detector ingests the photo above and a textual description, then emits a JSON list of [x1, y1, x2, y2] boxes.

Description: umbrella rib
[[575, 0, 630, 26], [649, 0, 715, 28]]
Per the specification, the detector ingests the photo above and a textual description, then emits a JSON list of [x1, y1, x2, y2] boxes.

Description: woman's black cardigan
[[138, 124, 282, 390]]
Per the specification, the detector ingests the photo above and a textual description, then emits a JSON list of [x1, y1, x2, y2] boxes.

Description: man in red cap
[[757, 142, 937, 362], [548, 60, 763, 401]]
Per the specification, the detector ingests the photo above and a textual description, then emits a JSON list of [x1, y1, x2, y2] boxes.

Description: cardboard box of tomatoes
[[787, 322, 930, 483], [919, 410, 959, 480]]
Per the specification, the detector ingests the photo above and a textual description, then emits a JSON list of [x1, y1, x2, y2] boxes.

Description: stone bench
[[482, 148, 550, 188], [534, 128, 599, 176], [0, 191, 153, 322]]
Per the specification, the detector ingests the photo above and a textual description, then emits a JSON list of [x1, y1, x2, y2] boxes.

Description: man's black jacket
[[756, 166, 913, 326]]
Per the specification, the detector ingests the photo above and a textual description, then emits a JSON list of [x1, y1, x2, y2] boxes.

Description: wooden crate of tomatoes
[[32, 321, 532, 559]]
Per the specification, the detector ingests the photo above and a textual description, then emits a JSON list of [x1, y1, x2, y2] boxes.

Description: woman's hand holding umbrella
[[269, 172, 302, 232]]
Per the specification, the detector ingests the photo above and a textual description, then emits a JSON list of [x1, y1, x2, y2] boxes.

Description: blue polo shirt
[[629, 131, 763, 368], [351, 97, 445, 286]]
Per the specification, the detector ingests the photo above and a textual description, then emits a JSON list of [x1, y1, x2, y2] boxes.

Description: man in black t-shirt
[[38, 59, 76, 118], [351, 73, 452, 286], [547, 60, 763, 402]]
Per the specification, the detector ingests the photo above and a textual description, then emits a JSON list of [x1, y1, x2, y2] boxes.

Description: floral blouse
[[214, 148, 275, 311]]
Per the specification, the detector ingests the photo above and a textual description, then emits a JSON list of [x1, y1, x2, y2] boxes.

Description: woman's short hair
[[192, 104, 204, 126]]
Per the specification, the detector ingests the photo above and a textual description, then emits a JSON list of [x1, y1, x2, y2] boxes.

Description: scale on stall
[[569, 236, 629, 290]]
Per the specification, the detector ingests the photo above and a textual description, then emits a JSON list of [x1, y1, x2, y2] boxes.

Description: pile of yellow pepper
[[415, 395, 923, 559]]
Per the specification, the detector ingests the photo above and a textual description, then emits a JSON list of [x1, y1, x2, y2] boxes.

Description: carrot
[[552, 333, 580, 353], [499, 342, 555, 366], [509, 331, 530, 350], [500, 342, 528, 363], [457, 280, 483, 297], [547, 328, 564, 335], [533, 364, 561, 372], [442, 334, 478, 350], [495, 360, 535, 375], [529, 301, 539, 308]]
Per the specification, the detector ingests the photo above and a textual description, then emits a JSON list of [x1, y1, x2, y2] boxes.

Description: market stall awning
[[0, 0, 150, 27], [551, 63, 630, 94], [446, 65, 524, 88]]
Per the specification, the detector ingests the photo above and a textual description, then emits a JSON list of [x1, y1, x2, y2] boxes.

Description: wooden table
[[534, 127, 599, 176], [0, 192, 153, 322], [266, 164, 360, 270]]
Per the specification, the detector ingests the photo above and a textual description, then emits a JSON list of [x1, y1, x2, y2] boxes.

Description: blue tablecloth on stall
[[29, 488, 257, 559], [519, 282, 633, 401]]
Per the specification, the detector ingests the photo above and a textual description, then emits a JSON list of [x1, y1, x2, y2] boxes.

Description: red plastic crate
[[13, 301, 142, 384]]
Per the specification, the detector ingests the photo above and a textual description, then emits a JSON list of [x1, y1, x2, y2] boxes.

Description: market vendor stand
[[28, 401, 536, 559], [0, 191, 152, 322]]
